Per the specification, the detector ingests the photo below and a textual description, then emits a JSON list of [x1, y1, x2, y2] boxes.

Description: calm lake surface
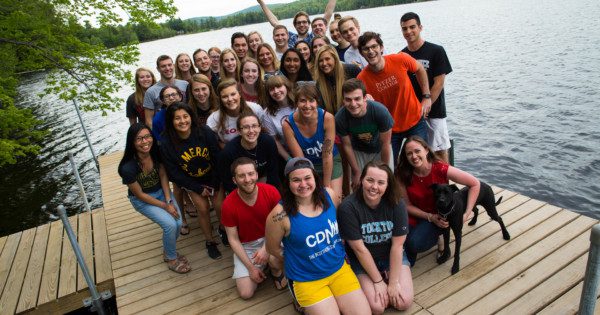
[[2, 0, 599, 236]]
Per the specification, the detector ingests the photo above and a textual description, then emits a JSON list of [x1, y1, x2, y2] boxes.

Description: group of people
[[119, 4, 487, 313]]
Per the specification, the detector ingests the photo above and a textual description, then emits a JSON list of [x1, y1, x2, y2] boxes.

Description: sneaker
[[206, 241, 222, 260], [218, 227, 230, 247]]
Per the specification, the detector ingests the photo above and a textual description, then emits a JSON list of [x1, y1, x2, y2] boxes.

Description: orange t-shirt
[[358, 53, 422, 132]]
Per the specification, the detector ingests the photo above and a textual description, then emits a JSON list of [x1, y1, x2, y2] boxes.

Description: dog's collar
[[438, 200, 455, 220]]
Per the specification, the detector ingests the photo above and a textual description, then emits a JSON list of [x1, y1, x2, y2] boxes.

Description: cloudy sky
[[173, 0, 297, 20]]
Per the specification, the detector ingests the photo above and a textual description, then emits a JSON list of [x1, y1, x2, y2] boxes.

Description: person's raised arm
[[323, 0, 337, 23], [447, 166, 480, 222], [257, 0, 280, 27], [265, 204, 288, 261]]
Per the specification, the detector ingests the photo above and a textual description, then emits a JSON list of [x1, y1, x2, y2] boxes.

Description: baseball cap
[[284, 157, 315, 177]]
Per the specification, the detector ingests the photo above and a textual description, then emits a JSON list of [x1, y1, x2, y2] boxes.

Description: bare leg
[[304, 296, 340, 315], [356, 274, 386, 315], [390, 265, 414, 311], [172, 184, 187, 230], [335, 288, 371, 315], [235, 277, 258, 300], [187, 190, 215, 242]]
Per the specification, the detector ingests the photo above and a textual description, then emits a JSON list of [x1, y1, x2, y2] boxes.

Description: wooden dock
[[0, 208, 113, 314], [2, 150, 598, 314]]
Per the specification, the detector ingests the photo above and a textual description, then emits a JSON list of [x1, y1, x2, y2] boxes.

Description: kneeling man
[[221, 157, 286, 299]]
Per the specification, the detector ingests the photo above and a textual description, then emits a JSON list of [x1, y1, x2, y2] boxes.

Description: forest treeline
[[79, 0, 420, 48]]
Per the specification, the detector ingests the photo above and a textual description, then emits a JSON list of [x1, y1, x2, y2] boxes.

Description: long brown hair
[[256, 43, 280, 71], [188, 74, 218, 117], [265, 75, 295, 116], [219, 48, 241, 82], [396, 136, 439, 186], [174, 53, 197, 80], [281, 165, 328, 216], [314, 45, 344, 114], [216, 79, 253, 136], [134, 68, 156, 107], [239, 58, 267, 107], [357, 161, 401, 206]]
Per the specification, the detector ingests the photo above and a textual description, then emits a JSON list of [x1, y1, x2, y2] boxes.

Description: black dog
[[431, 182, 510, 274]]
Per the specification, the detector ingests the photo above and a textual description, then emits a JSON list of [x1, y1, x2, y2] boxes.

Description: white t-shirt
[[344, 46, 368, 69], [206, 101, 265, 144], [263, 105, 294, 143]]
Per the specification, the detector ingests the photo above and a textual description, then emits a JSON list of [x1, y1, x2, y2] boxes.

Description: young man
[[338, 16, 367, 68], [221, 157, 286, 299], [208, 47, 222, 85], [193, 48, 211, 77], [231, 32, 249, 61], [272, 25, 290, 59], [400, 12, 453, 162], [143, 55, 188, 128], [329, 18, 350, 62], [311, 17, 328, 37], [257, 0, 337, 46], [356, 32, 431, 166], [336, 79, 394, 189]]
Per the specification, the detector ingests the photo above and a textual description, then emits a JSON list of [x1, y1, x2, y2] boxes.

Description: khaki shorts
[[232, 238, 266, 279]]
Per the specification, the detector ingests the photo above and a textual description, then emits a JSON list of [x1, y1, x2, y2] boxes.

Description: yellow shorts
[[290, 262, 361, 307]]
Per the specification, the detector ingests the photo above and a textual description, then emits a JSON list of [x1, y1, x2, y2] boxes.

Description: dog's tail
[[495, 196, 503, 206]]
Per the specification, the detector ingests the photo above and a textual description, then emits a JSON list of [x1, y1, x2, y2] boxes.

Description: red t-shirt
[[221, 183, 281, 243], [357, 53, 422, 133], [406, 161, 449, 226]]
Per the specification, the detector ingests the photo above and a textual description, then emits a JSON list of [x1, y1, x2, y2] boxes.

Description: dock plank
[[58, 215, 78, 298], [77, 212, 94, 291], [37, 220, 63, 305], [15, 224, 50, 313], [0, 228, 36, 314], [0, 232, 21, 297], [92, 209, 113, 285]]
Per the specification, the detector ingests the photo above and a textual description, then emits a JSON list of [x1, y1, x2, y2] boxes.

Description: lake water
[[2, 0, 599, 236]]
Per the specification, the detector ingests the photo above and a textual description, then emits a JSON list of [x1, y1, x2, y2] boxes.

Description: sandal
[[167, 259, 191, 274], [180, 224, 190, 235], [185, 205, 198, 218], [163, 252, 188, 263], [272, 271, 288, 290]]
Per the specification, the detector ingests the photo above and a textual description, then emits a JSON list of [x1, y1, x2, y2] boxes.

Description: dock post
[[72, 99, 100, 172], [579, 224, 600, 315], [57, 205, 107, 315], [69, 153, 91, 212]]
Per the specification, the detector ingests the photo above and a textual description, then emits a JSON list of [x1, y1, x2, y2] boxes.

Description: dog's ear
[[430, 183, 440, 192], [449, 184, 459, 192]]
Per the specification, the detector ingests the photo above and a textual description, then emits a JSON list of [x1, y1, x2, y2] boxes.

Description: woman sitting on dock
[[160, 102, 224, 260], [396, 136, 480, 266], [338, 161, 413, 313], [118, 123, 190, 273], [266, 157, 370, 314]]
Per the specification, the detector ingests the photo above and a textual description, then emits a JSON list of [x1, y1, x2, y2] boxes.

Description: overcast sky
[[173, 0, 297, 20]]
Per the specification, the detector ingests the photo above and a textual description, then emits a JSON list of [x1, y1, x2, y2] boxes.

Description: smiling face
[[401, 18, 423, 45], [134, 128, 153, 155], [294, 15, 310, 36], [194, 50, 211, 73], [162, 87, 182, 107], [296, 42, 311, 62], [288, 168, 315, 198], [339, 20, 360, 46], [157, 58, 174, 80], [258, 47, 274, 68], [248, 33, 262, 53], [233, 163, 258, 195], [312, 38, 327, 56], [404, 140, 430, 170], [361, 166, 388, 206], [273, 28, 289, 49], [219, 85, 241, 113], [177, 54, 192, 72], [242, 62, 259, 85], [192, 81, 210, 104], [222, 52, 237, 76], [137, 70, 154, 89], [360, 39, 384, 68], [329, 21, 343, 44], [296, 93, 317, 119], [173, 108, 192, 137], [239, 116, 260, 145], [311, 19, 327, 37], [342, 88, 367, 117], [283, 51, 301, 74], [318, 51, 336, 75], [269, 84, 287, 103], [209, 50, 221, 68], [233, 37, 248, 59]]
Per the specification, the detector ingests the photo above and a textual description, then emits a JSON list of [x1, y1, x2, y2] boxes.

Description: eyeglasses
[[164, 92, 179, 99], [135, 134, 153, 143], [361, 44, 381, 53], [241, 124, 260, 130], [295, 20, 309, 25]]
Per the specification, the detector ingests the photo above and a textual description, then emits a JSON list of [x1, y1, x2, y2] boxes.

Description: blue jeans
[[129, 189, 182, 260], [405, 219, 442, 266], [391, 118, 429, 166]]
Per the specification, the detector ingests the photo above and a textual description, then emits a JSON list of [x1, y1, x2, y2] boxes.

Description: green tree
[[0, 0, 176, 166]]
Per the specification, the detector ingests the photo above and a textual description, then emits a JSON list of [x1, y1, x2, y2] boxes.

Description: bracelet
[[427, 213, 431, 222], [374, 278, 384, 284]]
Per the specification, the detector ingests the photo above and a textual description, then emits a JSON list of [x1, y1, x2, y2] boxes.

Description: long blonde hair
[[314, 45, 344, 114], [134, 67, 156, 106], [247, 31, 264, 59], [256, 43, 280, 71], [174, 53, 196, 80], [219, 48, 241, 82]]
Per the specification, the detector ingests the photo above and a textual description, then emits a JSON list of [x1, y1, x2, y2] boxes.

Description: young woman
[[188, 74, 218, 125], [314, 45, 361, 114], [338, 161, 414, 313], [396, 136, 481, 266], [219, 48, 241, 82], [280, 48, 313, 85], [175, 53, 196, 81], [206, 79, 265, 147], [263, 75, 295, 161], [118, 123, 189, 273], [283, 83, 343, 201], [126, 68, 156, 125], [160, 102, 224, 260], [311, 35, 331, 58], [218, 113, 280, 192], [247, 31, 264, 60], [256, 43, 281, 78], [295, 41, 313, 71], [152, 85, 183, 141], [265, 157, 370, 314], [238, 58, 266, 106]]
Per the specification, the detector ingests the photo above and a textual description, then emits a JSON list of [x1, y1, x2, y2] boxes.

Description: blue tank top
[[282, 190, 345, 282], [288, 108, 339, 166]]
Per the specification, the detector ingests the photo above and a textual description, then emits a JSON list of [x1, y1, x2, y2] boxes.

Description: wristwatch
[[422, 93, 431, 99]]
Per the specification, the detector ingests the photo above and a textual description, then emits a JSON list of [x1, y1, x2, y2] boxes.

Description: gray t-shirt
[[335, 100, 394, 153], [143, 79, 189, 111]]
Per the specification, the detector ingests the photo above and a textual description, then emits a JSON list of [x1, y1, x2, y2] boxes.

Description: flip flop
[[180, 224, 190, 235], [272, 271, 288, 290]]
